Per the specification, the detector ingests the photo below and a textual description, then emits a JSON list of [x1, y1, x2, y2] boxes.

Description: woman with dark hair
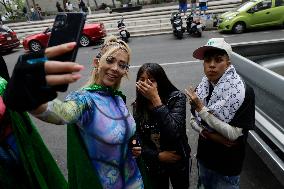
[[133, 63, 191, 189]]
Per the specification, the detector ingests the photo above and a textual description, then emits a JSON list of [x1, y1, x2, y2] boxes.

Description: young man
[[198, 0, 208, 15], [186, 38, 255, 189]]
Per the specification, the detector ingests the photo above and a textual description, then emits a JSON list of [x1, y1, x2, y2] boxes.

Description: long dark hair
[[134, 63, 178, 121]]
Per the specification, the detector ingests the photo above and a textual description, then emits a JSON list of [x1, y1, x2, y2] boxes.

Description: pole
[[25, 0, 31, 12]]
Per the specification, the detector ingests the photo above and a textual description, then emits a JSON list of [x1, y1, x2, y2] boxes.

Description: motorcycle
[[186, 13, 205, 37], [170, 12, 184, 39], [117, 18, 130, 43]]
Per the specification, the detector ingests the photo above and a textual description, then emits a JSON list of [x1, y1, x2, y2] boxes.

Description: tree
[[93, 0, 98, 9], [0, 0, 25, 20]]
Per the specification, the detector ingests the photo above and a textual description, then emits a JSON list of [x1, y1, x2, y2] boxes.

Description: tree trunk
[[31, 0, 36, 8], [93, 0, 98, 9], [112, 0, 116, 8]]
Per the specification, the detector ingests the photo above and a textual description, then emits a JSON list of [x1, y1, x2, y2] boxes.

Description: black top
[[134, 91, 191, 172], [196, 83, 255, 176]]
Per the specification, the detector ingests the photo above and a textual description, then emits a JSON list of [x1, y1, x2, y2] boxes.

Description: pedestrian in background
[[78, 0, 87, 12], [30, 6, 36, 21], [133, 63, 191, 189], [186, 38, 255, 189], [66, 1, 74, 12], [179, 0, 188, 16], [199, 0, 208, 15], [31, 36, 144, 189], [56, 1, 64, 12], [190, 0, 197, 15], [36, 4, 44, 20], [22, 6, 30, 22]]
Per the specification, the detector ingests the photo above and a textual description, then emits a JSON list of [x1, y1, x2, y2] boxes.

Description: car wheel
[[80, 35, 90, 47], [232, 22, 245, 34], [29, 40, 42, 52]]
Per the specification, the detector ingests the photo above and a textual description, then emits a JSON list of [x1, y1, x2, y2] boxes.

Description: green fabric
[[0, 77, 7, 95], [136, 157, 154, 189], [67, 124, 103, 189], [83, 83, 126, 102], [0, 76, 67, 189], [10, 111, 67, 189]]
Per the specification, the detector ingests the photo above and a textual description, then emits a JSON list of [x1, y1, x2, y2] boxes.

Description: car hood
[[220, 11, 239, 19], [84, 23, 101, 29], [24, 32, 45, 40]]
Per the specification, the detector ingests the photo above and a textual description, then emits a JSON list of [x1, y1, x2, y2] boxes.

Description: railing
[[231, 39, 284, 186]]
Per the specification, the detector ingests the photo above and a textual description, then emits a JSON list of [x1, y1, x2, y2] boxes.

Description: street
[[3, 28, 284, 189]]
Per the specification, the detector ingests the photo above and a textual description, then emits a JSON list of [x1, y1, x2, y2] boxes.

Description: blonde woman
[[33, 36, 144, 189]]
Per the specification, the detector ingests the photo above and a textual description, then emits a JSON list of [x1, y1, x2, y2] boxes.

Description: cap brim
[[193, 46, 222, 60]]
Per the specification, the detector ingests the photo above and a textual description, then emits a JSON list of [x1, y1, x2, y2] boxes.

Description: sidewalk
[[7, 0, 241, 43]]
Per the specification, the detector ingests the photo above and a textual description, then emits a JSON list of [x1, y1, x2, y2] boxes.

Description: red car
[[0, 26, 20, 52], [22, 22, 107, 52]]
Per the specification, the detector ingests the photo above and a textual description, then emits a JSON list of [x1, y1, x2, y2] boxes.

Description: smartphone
[[47, 12, 86, 91]]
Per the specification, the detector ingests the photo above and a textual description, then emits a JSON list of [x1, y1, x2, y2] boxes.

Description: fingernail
[[74, 64, 84, 70], [72, 74, 82, 80], [67, 42, 76, 48]]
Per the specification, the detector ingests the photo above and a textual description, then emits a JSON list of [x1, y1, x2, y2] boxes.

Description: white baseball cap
[[193, 38, 232, 60]]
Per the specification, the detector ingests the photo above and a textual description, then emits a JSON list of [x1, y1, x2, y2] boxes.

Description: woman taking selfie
[[133, 63, 191, 189], [32, 36, 144, 189]]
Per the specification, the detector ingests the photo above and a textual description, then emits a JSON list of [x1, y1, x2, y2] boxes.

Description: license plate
[[7, 37, 12, 40], [176, 26, 182, 30]]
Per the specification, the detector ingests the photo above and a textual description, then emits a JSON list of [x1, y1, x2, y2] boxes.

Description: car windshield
[[236, 1, 256, 11]]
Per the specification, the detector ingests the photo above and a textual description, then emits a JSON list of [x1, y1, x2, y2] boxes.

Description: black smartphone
[[47, 12, 86, 91]]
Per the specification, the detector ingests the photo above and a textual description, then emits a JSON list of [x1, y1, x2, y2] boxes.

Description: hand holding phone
[[47, 12, 86, 91]]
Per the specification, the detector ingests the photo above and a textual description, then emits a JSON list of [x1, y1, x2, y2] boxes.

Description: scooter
[[170, 12, 184, 39], [186, 14, 205, 37], [117, 18, 130, 43]]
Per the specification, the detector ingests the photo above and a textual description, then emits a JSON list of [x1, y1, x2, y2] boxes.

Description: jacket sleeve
[[141, 145, 160, 162], [151, 91, 186, 139]]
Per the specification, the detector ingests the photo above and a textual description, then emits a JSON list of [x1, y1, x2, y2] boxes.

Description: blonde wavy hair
[[84, 35, 131, 89]]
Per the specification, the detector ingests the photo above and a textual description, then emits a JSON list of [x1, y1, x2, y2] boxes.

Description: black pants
[[149, 158, 190, 189]]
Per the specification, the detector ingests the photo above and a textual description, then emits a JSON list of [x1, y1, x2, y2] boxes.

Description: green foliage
[[0, 0, 25, 20]]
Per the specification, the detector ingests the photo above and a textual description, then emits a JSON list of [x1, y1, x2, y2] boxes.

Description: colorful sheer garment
[[37, 85, 144, 189], [0, 76, 67, 189]]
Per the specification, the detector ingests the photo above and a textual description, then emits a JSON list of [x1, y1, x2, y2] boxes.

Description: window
[[275, 0, 284, 6], [254, 0, 272, 11]]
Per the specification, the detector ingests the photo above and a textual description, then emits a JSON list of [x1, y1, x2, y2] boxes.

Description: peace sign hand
[[185, 86, 204, 112]]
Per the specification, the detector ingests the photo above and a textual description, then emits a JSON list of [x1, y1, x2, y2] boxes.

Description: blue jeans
[[197, 161, 240, 189]]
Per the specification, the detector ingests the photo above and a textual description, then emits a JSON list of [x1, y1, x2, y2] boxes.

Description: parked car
[[0, 25, 20, 52], [217, 0, 284, 33], [22, 22, 107, 52]]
